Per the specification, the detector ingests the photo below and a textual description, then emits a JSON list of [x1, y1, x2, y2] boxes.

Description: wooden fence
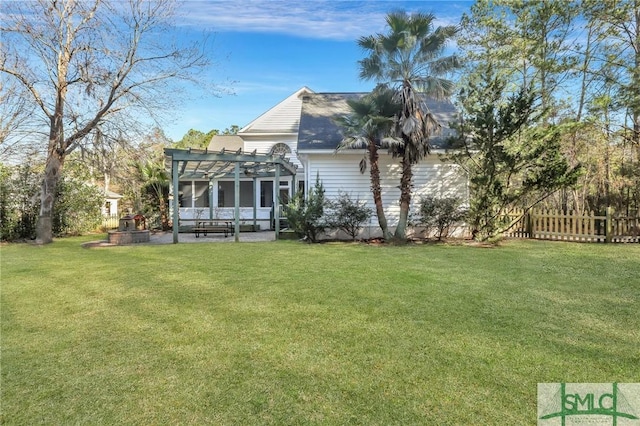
[[102, 214, 119, 230], [504, 208, 640, 243]]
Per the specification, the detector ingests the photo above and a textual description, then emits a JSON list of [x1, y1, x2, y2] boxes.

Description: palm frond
[[428, 55, 461, 76], [359, 157, 367, 174], [346, 99, 374, 117], [337, 135, 367, 152], [357, 35, 378, 51], [358, 57, 383, 81], [419, 25, 458, 55], [427, 76, 457, 99], [386, 11, 409, 33], [385, 135, 405, 157], [408, 12, 435, 38], [337, 85, 403, 156]]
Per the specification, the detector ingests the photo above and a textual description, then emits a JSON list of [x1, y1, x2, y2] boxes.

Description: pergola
[[164, 148, 298, 243]]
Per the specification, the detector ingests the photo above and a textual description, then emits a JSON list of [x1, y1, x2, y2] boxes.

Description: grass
[[1, 236, 639, 425]]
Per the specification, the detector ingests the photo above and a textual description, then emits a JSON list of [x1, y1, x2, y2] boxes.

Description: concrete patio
[[146, 230, 277, 244]]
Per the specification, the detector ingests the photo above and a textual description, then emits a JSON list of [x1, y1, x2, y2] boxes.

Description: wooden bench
[[192, 221, 233, 238]]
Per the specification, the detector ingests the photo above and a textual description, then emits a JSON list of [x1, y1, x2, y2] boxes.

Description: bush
[[0, 161, 104, 240], [53, 174, 103, 236], [417, 196, 467, 241], [282, 179, 329, 243], [0, 163, 41, 241], [327, 192, 372, 240]]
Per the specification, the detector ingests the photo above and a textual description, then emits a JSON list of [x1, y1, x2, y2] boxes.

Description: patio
[[146, 230, 277, 244]]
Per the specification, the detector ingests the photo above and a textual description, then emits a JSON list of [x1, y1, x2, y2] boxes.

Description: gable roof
[[239, 86, 314, 134], [207, 135, 244, 152], [297, 92, 458, 151], [105, 190, 123, 199]]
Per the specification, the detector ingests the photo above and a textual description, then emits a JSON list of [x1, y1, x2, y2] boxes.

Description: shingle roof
[[297, 92, 458, 151], [207, 135, 244, 152]]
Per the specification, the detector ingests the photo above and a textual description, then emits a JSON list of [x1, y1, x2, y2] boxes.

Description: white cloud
[[178, 0, 466, 41]]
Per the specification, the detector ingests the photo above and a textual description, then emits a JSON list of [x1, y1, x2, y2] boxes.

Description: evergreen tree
[[447, 65, 579, 240]]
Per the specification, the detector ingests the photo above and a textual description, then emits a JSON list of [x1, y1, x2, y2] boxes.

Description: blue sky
[[165, 0, 473, 141]]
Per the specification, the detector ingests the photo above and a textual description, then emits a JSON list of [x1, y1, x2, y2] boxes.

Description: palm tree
[[137, 160, 170, 230], [336, 84, 401, 241], [358, 11, 459, 240]]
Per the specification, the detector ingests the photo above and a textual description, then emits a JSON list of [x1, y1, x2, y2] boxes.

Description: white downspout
[[298, 153, 311, 200]]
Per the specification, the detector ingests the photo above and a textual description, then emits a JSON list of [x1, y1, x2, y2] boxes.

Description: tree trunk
[[103, 172, 111, 195], [394, 153, 413, 241], [159, 195, 170, 231], [36, 38, 69, 244], [632, 1, 640, 213], [36, 152, 64, 244], [369, 144, 392, 240], [37, 96, 66, 244]]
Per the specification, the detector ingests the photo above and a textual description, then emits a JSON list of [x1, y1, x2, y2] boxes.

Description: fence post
[[605, 206, 613, 243]]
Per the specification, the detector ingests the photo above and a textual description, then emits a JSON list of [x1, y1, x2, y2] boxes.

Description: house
[[102, 189, 122, 217], [168, 88, 307, 231], [168, 87, 467, 239]]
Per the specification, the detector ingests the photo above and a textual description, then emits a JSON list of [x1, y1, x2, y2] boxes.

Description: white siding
[[240, 87, 311, 134], [238, 87, 312, 172], [305, 153, 468, 227]]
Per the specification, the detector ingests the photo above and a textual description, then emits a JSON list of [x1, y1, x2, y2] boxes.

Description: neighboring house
[[172, 86, 468, 237], [102, 189, 122, 217]]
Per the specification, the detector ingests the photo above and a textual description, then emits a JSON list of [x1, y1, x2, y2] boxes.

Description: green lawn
[[1, 237, 638, 425]]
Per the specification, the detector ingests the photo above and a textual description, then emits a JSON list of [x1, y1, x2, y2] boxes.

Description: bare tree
[[0, 0, 217, 243], [0, 79, 38, 161]]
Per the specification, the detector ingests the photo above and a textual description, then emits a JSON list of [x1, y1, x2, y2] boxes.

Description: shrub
[[417, 196, 467, 241], [53, 174, 103, 236], [282, 179, 329, 243], [0, 163, 41, 241], [327, 192, 372, 240], [0, 160, 104, 240]]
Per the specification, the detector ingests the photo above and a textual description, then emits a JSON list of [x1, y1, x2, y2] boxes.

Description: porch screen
[[194, 182, 210, 207], [260, 181, 273, 207], [217, 181, 254, 207], [178, 182, 192, 207]]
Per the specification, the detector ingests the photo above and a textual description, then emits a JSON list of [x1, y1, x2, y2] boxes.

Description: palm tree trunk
[[369, 144, 392, 240], [394, 152, 412, 240]]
